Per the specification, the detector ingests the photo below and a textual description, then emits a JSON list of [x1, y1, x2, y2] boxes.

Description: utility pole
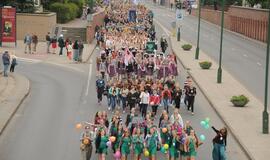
[[217, 0, 225, 83], [195, 0, 202, 59]]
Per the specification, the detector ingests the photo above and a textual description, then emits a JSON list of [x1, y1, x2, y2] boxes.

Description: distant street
[[144, 0, 269, 106]]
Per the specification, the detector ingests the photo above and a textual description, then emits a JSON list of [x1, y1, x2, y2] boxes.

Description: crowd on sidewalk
[[77, 1, 227, 160]]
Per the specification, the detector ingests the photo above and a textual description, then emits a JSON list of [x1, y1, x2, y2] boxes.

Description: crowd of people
[[78, 1, 227, 160], [1, 51, 18, 77], [45, 33, 85, 62]]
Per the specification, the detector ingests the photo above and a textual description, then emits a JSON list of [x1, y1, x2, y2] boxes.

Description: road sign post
[[262, 6, 270, 134], [195, 0, 202, 59], [217, 0, 225, 83]]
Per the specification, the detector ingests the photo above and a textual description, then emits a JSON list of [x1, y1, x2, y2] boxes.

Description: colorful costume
[[188, 138, 197, 157], [121, 137, 131, 155], [97, 136, 109, 154], [132, 135, 144, 155], [169, 138, 179, 158]]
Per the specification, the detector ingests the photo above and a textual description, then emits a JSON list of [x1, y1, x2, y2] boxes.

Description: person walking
[[160, 35, 168, 53], [73, 40, 79, 62], [24, 33, 32, 54], [161, 86, 172, 113], [32, 33, 38, 54], [96, 75, 105, 104], [58, 34, 65, 56], [212, 126, 227, 160], [139, 88, 150, 118], [51, 35, 57, 54], [2, 51, 10, 77], [78, 40, 84, 62], [67, 42, 73, 60], [10, 54, 18, 73], [46, 32, 51, 53], [187, 84, 196, 115]]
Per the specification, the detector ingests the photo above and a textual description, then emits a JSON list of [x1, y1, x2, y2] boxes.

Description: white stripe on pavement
[[85, 59, 93, 96], [17, 57, 41, 63], [154, 19, 171, 36]]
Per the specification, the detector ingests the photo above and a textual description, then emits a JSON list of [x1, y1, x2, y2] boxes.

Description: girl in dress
[[120, 129, 132, 160], [169, 130, 180, 160], [184, 130, 202, 160], [144, 126, 161, 160], [95, 128, 109, 160], [132, 127, 144, 160]]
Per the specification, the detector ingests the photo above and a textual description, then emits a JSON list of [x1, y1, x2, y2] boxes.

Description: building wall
[[86, 9, 105, 43], [16, 12, 56, 41], [192, 6, 268, 42]]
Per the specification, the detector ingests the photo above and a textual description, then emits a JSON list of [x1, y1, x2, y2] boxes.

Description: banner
[[128, 9, 137, 22], [1, 7, 16, 43]]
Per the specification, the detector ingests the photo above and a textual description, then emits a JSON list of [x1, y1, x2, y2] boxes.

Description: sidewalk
[[0, 73, 30, 135], [170, 36, 270, 160], [0, 40, 96, 65]]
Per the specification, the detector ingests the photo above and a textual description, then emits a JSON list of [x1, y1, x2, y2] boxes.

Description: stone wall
[[86, 9, 106, 43], [192, 6, 268, 42], [16, 12, 56, 41]]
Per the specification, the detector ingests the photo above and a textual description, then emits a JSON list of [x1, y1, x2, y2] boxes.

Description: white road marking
[[243, 54, 248, 57], [85, 59, 93, 96], [154, 19, 171, 36], [17, 57, 41, 63], [257, 62, 262, 66], [44, 62, 84, 73]]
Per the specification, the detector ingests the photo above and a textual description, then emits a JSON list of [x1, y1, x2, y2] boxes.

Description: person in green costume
[[95, 128, 109, 160], [184, 130, 202, 160], [132, 127, 144, 160], [179, 130, 188, 160], [159, 114, 170, 144], [144, 126, 161, 160], [120, 129, 132, 160], [169, 130, 180, 160], [114, 122, 123, 153]]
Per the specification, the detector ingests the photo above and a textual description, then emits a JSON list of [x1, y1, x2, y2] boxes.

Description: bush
[[182, 44, 192, 51], [199, 61, 212, 69], [50, 2, 79, 23], [70, 0, 85, 18], [230, 95, 249, 107]]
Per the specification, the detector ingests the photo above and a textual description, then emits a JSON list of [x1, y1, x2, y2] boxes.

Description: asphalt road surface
[[143, 0, 269, 107], [0, 43, 247, 160]]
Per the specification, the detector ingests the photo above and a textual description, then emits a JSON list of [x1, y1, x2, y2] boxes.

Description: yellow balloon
[[164, 144, 169, 150], [144, 150, 150, 157]]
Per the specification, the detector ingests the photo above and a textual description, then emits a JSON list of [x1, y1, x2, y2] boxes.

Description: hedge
[[70, 0, 85, 18], [50, 2, 79, 23]]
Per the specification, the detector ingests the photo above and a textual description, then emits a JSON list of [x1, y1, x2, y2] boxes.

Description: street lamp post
[[262, 6, 270, 134], [195, 0, 202, 59], [217, 0, 225, 83]]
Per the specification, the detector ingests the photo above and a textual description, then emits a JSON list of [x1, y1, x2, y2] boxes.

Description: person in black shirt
[[173, 86, 182, 109], [187, 84, 196, 115], [212, 126, 227, 160]]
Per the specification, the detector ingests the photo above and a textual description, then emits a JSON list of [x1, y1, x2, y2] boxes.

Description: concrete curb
[[83, 41, 97, 63], [0, 73, 30, 135], [170, 37, 254, 160]]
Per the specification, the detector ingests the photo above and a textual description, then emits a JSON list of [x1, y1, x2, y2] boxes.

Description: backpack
[[97, 79, 105, 88], [12, 58, 17, 65]]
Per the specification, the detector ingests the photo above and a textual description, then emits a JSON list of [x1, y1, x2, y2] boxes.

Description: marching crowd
[[79, 1, 227, 160]]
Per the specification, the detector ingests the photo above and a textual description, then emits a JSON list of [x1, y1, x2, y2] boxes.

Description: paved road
[[0, 36, 247, 160], [144, 0, 269, 106]]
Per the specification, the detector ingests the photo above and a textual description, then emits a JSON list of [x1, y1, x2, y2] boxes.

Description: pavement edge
[[0, 73, 31, 135], [169, 37, 254, 160]]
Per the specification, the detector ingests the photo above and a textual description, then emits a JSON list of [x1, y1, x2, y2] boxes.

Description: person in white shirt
[[139, 88, 150, 118], [170, 108, 184, 128]]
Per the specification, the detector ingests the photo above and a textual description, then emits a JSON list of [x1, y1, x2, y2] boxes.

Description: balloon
[[205, 117, 210, 123], [83, 138, 90, 145], [200, 121, 206, 127], [144, 150, 150, 157], [200, 134, 206, 141], [110, 136, 116, 142], [162, 128, 168, 133], [160, 147, 166, 153], [114, 150, 121, 158], [76, 123, 82, 129], [106, 141, 112, 147], [204, 123, 210, 129], [164, 144, 169, 150]]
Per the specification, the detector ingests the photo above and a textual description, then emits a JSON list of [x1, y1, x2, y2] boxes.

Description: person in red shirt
[[149, 90, 161, 116], [162, 85, 172, 113]]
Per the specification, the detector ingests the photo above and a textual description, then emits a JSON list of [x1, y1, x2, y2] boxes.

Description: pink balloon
[[114, 151, 121, 158]]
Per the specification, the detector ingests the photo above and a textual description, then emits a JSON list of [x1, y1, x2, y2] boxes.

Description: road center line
[[257, 62, 262, 66], [154, 19, 171, 36], [85, 59, 93, 96]]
